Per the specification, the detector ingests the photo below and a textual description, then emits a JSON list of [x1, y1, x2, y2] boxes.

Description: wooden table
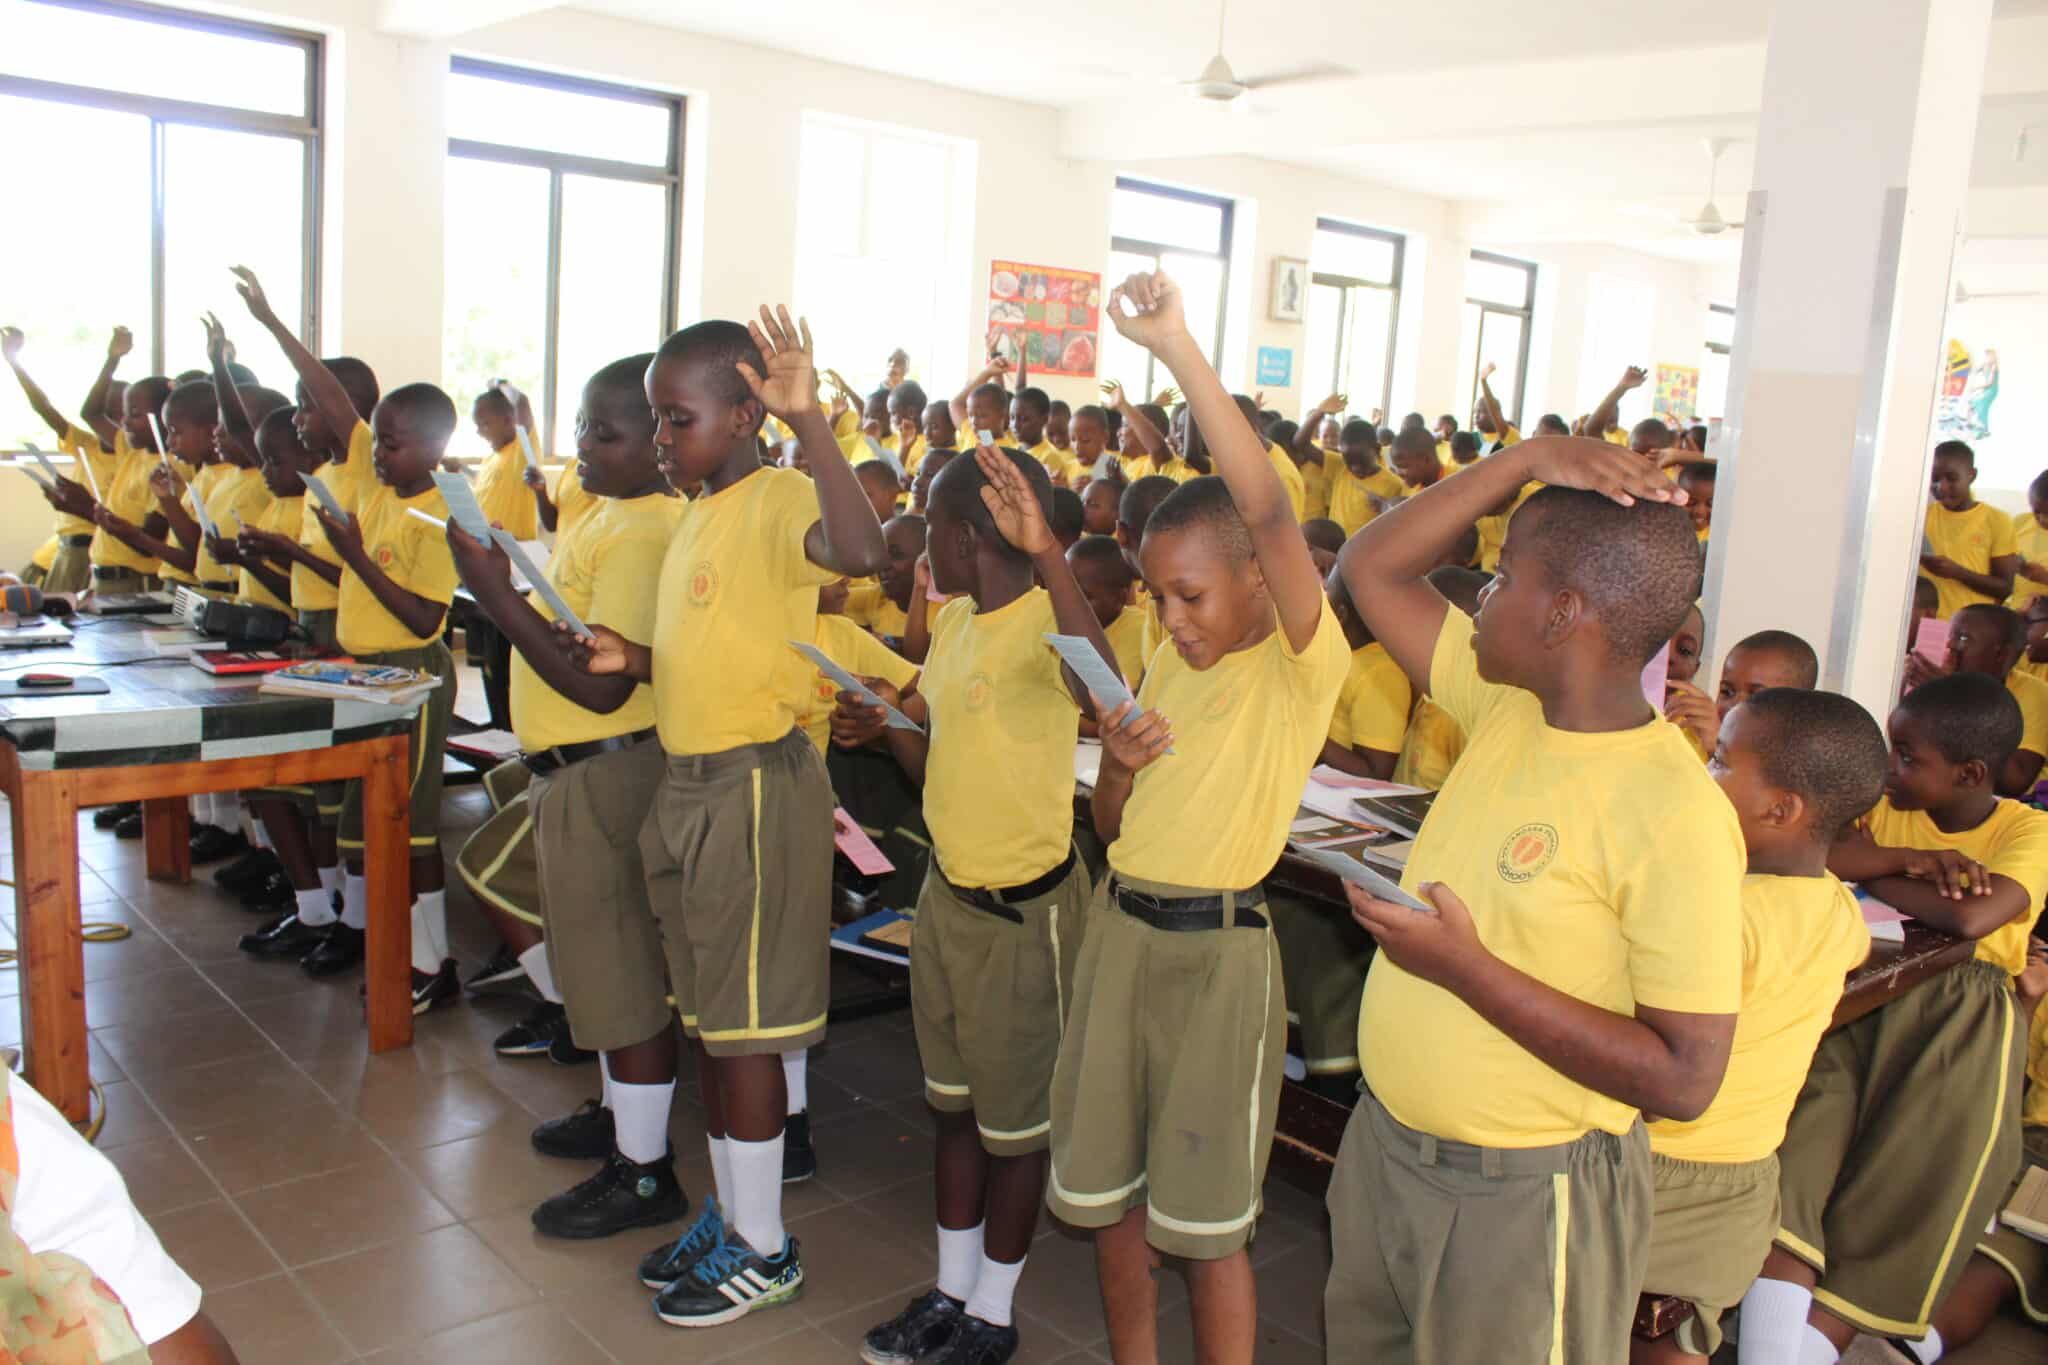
[[0, 615, 422, 1121]]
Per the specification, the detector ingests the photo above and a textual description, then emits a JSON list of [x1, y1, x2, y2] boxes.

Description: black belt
[[59, 534, 92, 548], [1111, 878, 1268, 931], [92, 565, 141, 580], [942, 848, 1077, 923], [523, 727, 655, 776]]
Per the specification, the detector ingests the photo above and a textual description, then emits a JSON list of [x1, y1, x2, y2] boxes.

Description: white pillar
[[1701, 0, 1993, 724]]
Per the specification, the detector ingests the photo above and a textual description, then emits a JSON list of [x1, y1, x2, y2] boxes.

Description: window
[[0, 0, 321, 449], [443, 59, 681, 456], [1102, 178, 1233, 400], [1698, 302, 1735, 423], [793, 112, 975, 401], [1578, 271, 1654, 424], [1304, 219, 1403, 418], [1454, 251, 1537, 427]]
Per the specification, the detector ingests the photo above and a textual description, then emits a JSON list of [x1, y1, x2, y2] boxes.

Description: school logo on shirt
[[686, 561, 719, 607], [1201, 686, 1237, 721], [1496, 823, 1559, 884], [964, 671, 993, 712], [374, 545, 395, 569]]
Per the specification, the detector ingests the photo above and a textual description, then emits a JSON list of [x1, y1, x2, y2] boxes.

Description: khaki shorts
[[533, 739, 670, 1053], [43, 541, 91, 596], [638, 728, 834, 1058], [1643, 1151, 1780, 1355], [911, 852, 1088, 1156], [454, 759, 540, 928], [1269, 890, 1374, 1075], [1776, 958, 2024, 1339], [338, 642, 457, 853], [1325, 1089, 1651, 1364], [1046, 874, 1285, 1261]]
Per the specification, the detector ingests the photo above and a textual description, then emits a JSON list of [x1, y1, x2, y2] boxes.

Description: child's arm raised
[[231, 266, 360, 450], [1101, 381, 1168, 459], [949, 356, 1009, 428], [1476, 363, 1509, 439], [1585, 366, 1646, 443], [445, 524, 638, 714], [80, 327, 131, 448], [1, 329, 81, 443], [900, 554, 934, 666], [1109, 270, 1324, 651], [742, 307, 889, 579], [202, 315, 258, 466], [1338, 436, 1681, 692]]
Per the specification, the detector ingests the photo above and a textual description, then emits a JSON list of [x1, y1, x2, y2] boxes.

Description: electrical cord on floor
[[0, 876, 133, 963]]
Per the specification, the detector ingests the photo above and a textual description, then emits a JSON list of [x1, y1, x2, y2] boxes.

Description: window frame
[[0, 0, 325, 373], [1704, 301, 1735, 358], [445, 56, 684, 445], [1465, 249, 1537, 425], [1309, 217, 1404, 413], [1109, 176, 1234, 396]]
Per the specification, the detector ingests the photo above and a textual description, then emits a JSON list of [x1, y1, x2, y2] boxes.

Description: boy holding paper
[[470, 381, 541, 541]]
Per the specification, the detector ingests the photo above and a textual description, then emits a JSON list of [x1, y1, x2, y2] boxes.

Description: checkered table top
[[0, 618, 418, 772]]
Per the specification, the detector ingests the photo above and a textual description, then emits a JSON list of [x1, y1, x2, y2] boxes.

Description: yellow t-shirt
[[1109, 602, 1351, 888], [1137, 595, 1166, 668], [553, 466, 598, 537], [1603, 428, 1628, 447], [238, 494, 301, 612], [1026, 440, 1080, 487], [154, 463, 209, 587], [796, 613, 918, 755], [1360, 612, 1745, 1146], [1329, 642, 1412, 756], [2010, 669, 2048, 760], [28, 536, 57, 571], [652, 466, 835, 754], [1860, 796, 2048, 977], [1926, 501, 2017, 620], [90, 438, 161, 574], [196, 467, 270, 586], [1390, 695, 1466, 790], [1103, 603, 1149, 685], [2019, 657, 2048, 689], [295, 422, 375, 612], [2009, 512, 2048, 612], [855, 592, 942, 641], [896, 434, 929, 477], [1649, 874, 1870, 1163], [1299, 458, 1330, 523], [474, 440, 539, 543], [922, 590, 1081, 888], [1266, 442, 1306, 522], [510, 491, 681, 751], [1325, 460, 1405, 538], [54, 424, 118, 538], [1476, 481, 1541, 574], [1119, 453, 1196, 484], [336, 483, 458, 655]]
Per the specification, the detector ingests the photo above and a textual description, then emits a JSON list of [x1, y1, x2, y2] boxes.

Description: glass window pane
[[1705, 305, 1736, 348], [796, 121, 865, 257], [1456, 302, 1482, 422], [1161, 250, 1226, 366], [553, 174, 670, 454], [1313, 225, 1396, 285], [1466, 256, 1534, 309], [1112, 184, 1224, 255], [1099, 249, 1160, 402], [1698, 347, 1730, 424], [442, 158, 550, 458], [1342, 287, 1396, 418], [2, 5, 307, 118], [0, 95, 154, 448], [448, 68, 671, 168], [163, 125, 306, 393], [1305, 282, 1344, 408], [1476, 313, 1527, 424]]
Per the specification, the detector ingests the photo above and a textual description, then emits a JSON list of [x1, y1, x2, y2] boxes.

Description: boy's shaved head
[[1510, 487, 1702, 666], [1427, 565, 1490, 617], [656, 320, 764, 408], [1739, 689, 1889, 843], [1933, 438, 1976, 467], [889, 380, 928, 417], [1915, 575, 1939, 613], [1051, 486, 1085, 544], [1340, 417, 1377, 447], [1897, 671, 2021, 768], [1118, 475, 1177, 534], [856, 459, 902, 491], [594, 351, 657, 394], [164, 379, 218, 424], [1301, 518, 1346, 557], [237, 384, 291, 427], [127, 375, 173, 414], [1730, 629, 1819, 689], [1536, 413, 1570, 437], [1015, 386, 1051, 420], [1146, 476, 1252, 564], [972, 381, 1009, 408], [1390, 427, 1436, 460], [1068, 533, 1134, 585], [929, 448, 1052, 564], [256, 404, 305, 454], [322, 357, 380, 420], [1630, 418, 1672, 451], [380, 382, 459, 443]]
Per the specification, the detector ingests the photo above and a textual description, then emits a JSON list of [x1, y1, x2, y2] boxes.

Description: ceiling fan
[[1954, 280, 2046, 304], [1182, 0, 1353, 106], [1681, 138, 1745, 236]]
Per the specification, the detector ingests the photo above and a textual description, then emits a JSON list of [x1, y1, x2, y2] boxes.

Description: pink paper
[[1911, 616, 1951, 667], [1641, 644, 1670, 709], [832, 807, 894, 875], [1859, 897, 1907, 926]]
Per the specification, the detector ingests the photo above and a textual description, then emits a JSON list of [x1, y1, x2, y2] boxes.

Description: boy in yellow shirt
[[1047, 272, 1350, 1363], [846, 514, 939, 655], [1325, 419, 1405, 538], [1640, 688, 1883, 1360], [949, 357, 1012, 447], [564, 309, 887, 1328], [468, 383, 540, 541], [1068, 534, 1148, 686], [1387, 425, 1445, 496], [1, 326, 122, 593], [92, 381, 218, 588], [1079, 475, 1120, 538], [1745, 671, 2048, 1360], [1665, 628, 1820, 758], [1010, 385, 1076, 486], [851, 445, 1113, 1365], [1067, 404, 1116, 489], [1318, 566, 1412, 780], [1905, 602, 2048, 797], [1923, 440, 2018, 619], [1332, 435, 1742, 1361], [1101, 383, 1191, 482], [2007, 470, 2048, 611], [1473, 362, 1522, 450]]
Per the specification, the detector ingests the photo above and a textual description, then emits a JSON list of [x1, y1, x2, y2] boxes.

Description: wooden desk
[[0, 616, 422, 1121]]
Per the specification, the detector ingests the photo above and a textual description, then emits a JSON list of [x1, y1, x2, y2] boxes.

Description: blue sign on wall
[[1255, 346, 1293, 387]]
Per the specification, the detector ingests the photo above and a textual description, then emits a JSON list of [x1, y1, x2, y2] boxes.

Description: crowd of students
[[5, 264, 2047, 1365]]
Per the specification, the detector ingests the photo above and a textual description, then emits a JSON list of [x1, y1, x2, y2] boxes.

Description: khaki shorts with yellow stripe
[[1643, 1150, 1780, 1355], [1775, 957, 2024, 1339], [337, 642, 456, 853], [638, 728, 834, 1058], [454, 759, 541, 928], [1325, 1090, 1650, 1364], [1046, 874, 1285, 1261], [911, 853, 1088, 1156]]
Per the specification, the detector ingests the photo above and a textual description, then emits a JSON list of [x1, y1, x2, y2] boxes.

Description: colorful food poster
[[988, 261, 1101, 378], [1654, 363, 1699, 424]]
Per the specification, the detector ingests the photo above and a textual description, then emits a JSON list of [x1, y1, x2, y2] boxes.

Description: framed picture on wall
[[1269, 257, 1308, 322]]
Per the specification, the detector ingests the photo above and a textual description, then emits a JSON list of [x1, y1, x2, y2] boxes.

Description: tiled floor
[[13, 781, 2048, 1362]]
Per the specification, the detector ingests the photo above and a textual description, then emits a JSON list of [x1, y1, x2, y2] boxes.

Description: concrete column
[[1701, 0, 1993, 724]]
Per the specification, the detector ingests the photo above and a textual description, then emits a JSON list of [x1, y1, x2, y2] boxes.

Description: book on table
[[258, 660, 443, 706], [193, 650, 335, 676]]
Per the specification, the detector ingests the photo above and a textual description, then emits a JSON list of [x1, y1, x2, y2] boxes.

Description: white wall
[[1942, 293, 2048, 510]]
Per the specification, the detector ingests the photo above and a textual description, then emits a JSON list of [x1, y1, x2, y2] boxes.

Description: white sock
[[340, 873, 367, 930], [295, 886, 337, 927], [936, 1223, 984, 1302], [188, 794, 206, 820], [251, 815, 272, 848], [1798, 1324, 1840, 1365], [407, 892, 445, 975], [1904, 1328, 1944, 1363], [610, 1077, 673, 1165], [599, 1053, 615, 1111], [964, 1253, 1025, 1328], [727, 1134, 786, 1256], [706, 1135, 733, 1210], [782, 1049, 808, 1115], [518, 943, 560, 1003], [318, 865, 341, 899], [1738, 1279, 1815, 1363]]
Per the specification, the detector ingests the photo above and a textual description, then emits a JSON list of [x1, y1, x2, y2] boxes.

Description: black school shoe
[[189, 823, 249, 864], [783, 1110, 816, 1183], [547, 1028, 598, 1066], [929, 1316, 1019, 1365], [531, 1148, 686, 1239], [93, 802, 138, 830], [652, 1234, 804, 1328], [410, 961, 460, 1015], [299, 922, 364, 976], [212, 847, 280, 891], [532, 1099, 614, 1159], [463, 943, 526, 994], [237, 869, 297, 915], [113, 810, 142, 839], [495, 1001, 571, 1057], [239, 913, 330, 958], [860, 1287, 965, 1365]]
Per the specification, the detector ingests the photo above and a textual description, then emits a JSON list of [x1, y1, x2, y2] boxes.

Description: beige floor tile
[[1245, 1242, 1328, 1347], [234, 1153, 458, 1267], [84, 1078, 173, 1150], [183, 1099, 389, 1196], [102, 1133, 221, 1216], [148, 1199, 284, 1291], [398, 1122, 614, 1222], [130, 1053, 327, 1132], [83, 963, 232, 1027], [92, 1008, 283, 1080], [780, 1196, 939, 1326], [809, 1020, 930, 1105], [200, 1273, 354, 1365], [477, 1051, 611, 1121], [801, 1106, 934, 1203], [469, 1205, 664, 1298], [298, 1223, 535, 1354], [308, 1057, 530, 1149], [196, 954, 339, 1009], [363, 1302, 612, 1365]]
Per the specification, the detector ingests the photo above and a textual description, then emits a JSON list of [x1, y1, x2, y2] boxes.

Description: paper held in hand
[[788, 641, 923, 732], [1042, 633, 1165, 749], [490, 529, 591, 641], [186, 487, 219, 542], [431, 471, 494, 542], [299, 470, 350, 525], [514, 425, 542, 474], [1288, 841, 1437, 914]]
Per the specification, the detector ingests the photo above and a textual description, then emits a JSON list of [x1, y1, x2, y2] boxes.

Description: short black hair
[[1537, 413, 1570, 437], [855, 460, 902, 492], [1955, 602, 2027, 659], [1896, 670, 2022, 769], [1118, 475, 1178, 533], [1135, 402, 1169, 434], [236, 384, 290, 428], [1436, 413, 1457, 429], [164, 379, 217, 425], [1631, 418, 1672, 448], [2029, 469, 2048, 501], [1675, 460, 1716, 486], [474, 388, 514, 419], [1069, 533, 1134, 585], [379, 382, 458, 445], [256, 404, 307, 457], [1073, 403, 1109, 430], [656, 320, 765, 408], [127, 375, 173, 415], [1269, 419, 1300, 452], [1400, 412, 1427, 431], [173, 368, 207, 386], [1427, 565, 1489, 616], [1340, 418, 1378, 447], [1390, 427, 1436, 460], [1915, 575, 1939, 610], [889, 380, 927, 416], [224, 361, 259, 386], [1051, 486, 1085, 541], [1739, 689, 1889, 843], [1145, 475, 1252, 564], [321, 357, 381, 420], [971, 381, 1009, 409], [929, 447, 1051, 564], [1049, 399, 1071, 419], [1933, 439, 1975, 467], [1015, 387, 1050, 420], [1510, 486, 1702, 666], [1449, 431, 1480, 460], [1301, 518, 1346, 556], [1377, 426, 1397, 446], [1687, 424, 1708, 449], [591, 352, 657, 398], [1730, 629, 1819, 688]]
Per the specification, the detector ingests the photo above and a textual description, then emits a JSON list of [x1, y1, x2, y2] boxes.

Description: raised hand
[[1317, 392, 1347, 416], [107, 326, 133, 361], [1479, 361, 1496, 382], [1620, 365, 1648, 390], [229, 266, 276, 323], [0, 327, 22, 364], [738, 305, 818, 421], [1152, 385, 1181, 408], [975, 444, 1053, 555], [1104, 272, 1189, 354], [1099, 379, 1126, 408], [201, 312, 229, 365], [1513, 436, 1683, 510]]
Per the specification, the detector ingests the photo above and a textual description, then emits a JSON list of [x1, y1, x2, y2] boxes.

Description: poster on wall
[[1654, 364, 1699, 424], [1936, 339, 2000, 439], [988, 261, 1100, 378]]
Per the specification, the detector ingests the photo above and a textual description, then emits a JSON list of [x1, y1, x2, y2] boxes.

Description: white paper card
[[514, 425, 541, 474], [299, 470, 349, 525], [789, 640, 923, 732], [1043, 633, 1139, 730], [488, 528, 590, 639], [1289, 843, 1436, 913], [432, 471, 493, 541]]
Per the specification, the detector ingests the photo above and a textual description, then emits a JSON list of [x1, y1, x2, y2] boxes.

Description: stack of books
[[259, 661, 443, 706]]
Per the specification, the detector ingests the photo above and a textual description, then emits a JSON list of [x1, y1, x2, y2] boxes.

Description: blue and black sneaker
[[637, 1197, 726, 1289], [651, 1234, 804, 1328]]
